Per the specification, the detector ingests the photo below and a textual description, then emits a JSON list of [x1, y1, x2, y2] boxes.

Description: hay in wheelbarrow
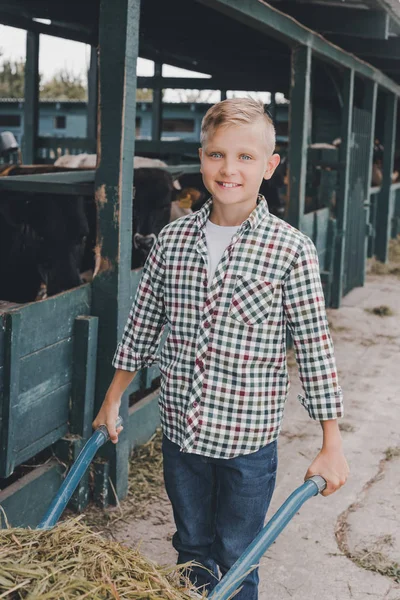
[[0, 517, 204, 599]]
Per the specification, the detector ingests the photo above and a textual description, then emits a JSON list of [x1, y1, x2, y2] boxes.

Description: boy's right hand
[[92, 397, 123, 444]]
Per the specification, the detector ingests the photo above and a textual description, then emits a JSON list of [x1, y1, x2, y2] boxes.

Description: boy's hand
[[305, 446, 349, 496], [92, 397, 123, 444]]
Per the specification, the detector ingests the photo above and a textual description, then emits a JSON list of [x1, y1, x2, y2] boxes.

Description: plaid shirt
[[113, 196, 343, 458]]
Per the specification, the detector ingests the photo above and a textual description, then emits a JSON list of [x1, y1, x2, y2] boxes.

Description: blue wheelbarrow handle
[[36, 417, 123, 530], [208, 475, 327, 600]]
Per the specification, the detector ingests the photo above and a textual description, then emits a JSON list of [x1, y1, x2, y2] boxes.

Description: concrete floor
[[113, 272, 400, 600]]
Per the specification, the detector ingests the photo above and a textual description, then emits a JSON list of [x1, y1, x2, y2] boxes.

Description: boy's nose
[[220, 161, 237, 177]]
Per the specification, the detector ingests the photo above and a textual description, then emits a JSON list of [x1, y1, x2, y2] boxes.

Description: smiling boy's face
[[199, 121, 280, 214]]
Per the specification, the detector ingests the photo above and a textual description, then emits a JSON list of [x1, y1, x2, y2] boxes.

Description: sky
[[0, 24, 275, 103]]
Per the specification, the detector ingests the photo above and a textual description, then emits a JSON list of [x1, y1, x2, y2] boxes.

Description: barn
[[0, 0, 400, 526]]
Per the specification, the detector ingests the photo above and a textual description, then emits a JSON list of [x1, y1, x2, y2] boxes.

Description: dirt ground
[[108, 269, 400, 600]]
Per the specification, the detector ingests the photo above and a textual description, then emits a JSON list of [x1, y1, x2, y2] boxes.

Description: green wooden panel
[[151, 63, 162, 141], [23, 31, 39, 166], [362, 81, 378, 278], [0, 460, 64, 529], [18, 339, 73, 408], [87, 47, 98, 141], [54, 436, 89, 513], [70, 316, 98, 439], [287, 45, 311, 230], [128, 390, 161, 454], [0, 313, 21, 478], [376, 94, 398, 263], [14, 382, 71, 455], [301, 208, 331, 266], [9, 285, 90, 358], [331, 69, 354, 308], [15, 422, 69, 470], [91, 0, 140, 503]]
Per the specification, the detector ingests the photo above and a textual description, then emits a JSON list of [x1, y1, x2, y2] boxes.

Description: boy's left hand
[[305, 447, 349, 496]]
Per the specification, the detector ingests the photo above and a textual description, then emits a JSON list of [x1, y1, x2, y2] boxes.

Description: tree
[[0, 50, 25, 98], [40, 69, 87, 100]]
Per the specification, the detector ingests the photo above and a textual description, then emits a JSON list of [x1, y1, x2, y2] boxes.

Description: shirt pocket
[[228, 276, 275, 326]]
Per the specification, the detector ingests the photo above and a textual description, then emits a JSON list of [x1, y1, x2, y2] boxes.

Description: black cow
[[0, 192, 88, 303]]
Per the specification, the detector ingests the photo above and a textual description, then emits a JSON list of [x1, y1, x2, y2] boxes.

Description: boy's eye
[[240, 154, 252, 160], [209, 152, 223, 158]]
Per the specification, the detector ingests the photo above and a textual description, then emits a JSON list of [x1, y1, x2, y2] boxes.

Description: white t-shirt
[[205, 219, 240, 285]]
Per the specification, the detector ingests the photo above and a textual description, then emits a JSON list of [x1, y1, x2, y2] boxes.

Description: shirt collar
[[195, 194, 270, 233]]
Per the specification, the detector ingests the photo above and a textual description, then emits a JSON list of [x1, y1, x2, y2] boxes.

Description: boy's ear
[[198, 147, 203, 173], [263, 153, 281, 181]]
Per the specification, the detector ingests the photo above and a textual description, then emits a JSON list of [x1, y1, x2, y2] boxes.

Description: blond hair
[[200, 97, 276, 156]]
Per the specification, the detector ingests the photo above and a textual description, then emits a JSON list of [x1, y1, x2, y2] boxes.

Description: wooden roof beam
[[270, 4, 390, 40], [327, 35, 400, 60], [0, 10, 96, 45], [194, 0, 400, 95]]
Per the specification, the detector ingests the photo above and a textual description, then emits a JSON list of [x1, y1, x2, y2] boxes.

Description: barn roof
[[1, 0, 400, 93]]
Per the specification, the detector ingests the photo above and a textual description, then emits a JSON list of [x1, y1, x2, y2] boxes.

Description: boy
[[93, 98, 349, 599]]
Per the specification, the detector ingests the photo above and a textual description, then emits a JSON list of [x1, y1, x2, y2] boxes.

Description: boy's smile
[[199, 122, 280, 226]]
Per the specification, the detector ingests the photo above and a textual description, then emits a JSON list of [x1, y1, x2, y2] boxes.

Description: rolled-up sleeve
[[283, 236, 343, 420], [113, 236, 166, 371]]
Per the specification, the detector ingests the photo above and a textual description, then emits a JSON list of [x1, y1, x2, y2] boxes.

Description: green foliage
[[40, 69, 87, 101], [0, 50, 25, 98]]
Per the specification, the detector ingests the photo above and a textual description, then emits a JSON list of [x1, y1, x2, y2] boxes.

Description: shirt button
[[204, 321, 210, 329], [193, 401, 198, 408], [203, 279, 208, 286]]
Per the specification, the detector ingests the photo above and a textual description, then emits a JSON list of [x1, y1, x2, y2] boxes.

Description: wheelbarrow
[[35, 418, 326, 599]]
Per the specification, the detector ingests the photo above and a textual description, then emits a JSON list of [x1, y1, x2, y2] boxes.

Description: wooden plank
[[362, 81, 378, 276], [18, 341, 72, 408], [331, 69, 354, 309], [0, 313, 21, 478], [23, 31, 39, 165], [87, 47, 99, 142], [54, 436, 89, 512], [301, 208, 331, 266], [70, 316, 98, 439], [134, 140, 201, 155], [287, 45, 311, 230], [0, 11, 96, 45], [151, 63, 163, 141], [8, 285, 91, 358], [283, 6, 390, 40], [376, 93, 398, 262], [128, 389, 161, 454], [0, 459, 64, 529], [328, 35, 400, 60], [14, 380, 71, 455], [195, 0, 400, 96], [137, 76, 270, 91], [91, 0, 140, 503], [37, 137, 96, 151], [0, 169, 95, 196], [15, 422, 68, 469]]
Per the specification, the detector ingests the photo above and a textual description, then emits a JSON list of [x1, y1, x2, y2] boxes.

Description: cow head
[[131, 168, 174, 268]]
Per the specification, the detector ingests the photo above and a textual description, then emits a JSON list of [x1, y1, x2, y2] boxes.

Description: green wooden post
[[221, 90, 227, 101], [91, 0, 140, 502], [363, 80, 378, 273], [0, 313, 21, 478], [87, 46, 98, 147], [376, 93, 397, 263], [152, 62, 162, 141], [269, 92, 277, 123], [287, 45, 312, 230], [70, 316, 99, 439], [331, 69, 354, 308], [23, 31, 39, 165]]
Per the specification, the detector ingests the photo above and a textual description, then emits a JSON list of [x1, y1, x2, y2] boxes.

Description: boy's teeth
[[221, 183, 239, 188]]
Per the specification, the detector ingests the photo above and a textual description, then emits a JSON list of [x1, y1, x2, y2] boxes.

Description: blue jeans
[[162, 435, 278, 600]]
